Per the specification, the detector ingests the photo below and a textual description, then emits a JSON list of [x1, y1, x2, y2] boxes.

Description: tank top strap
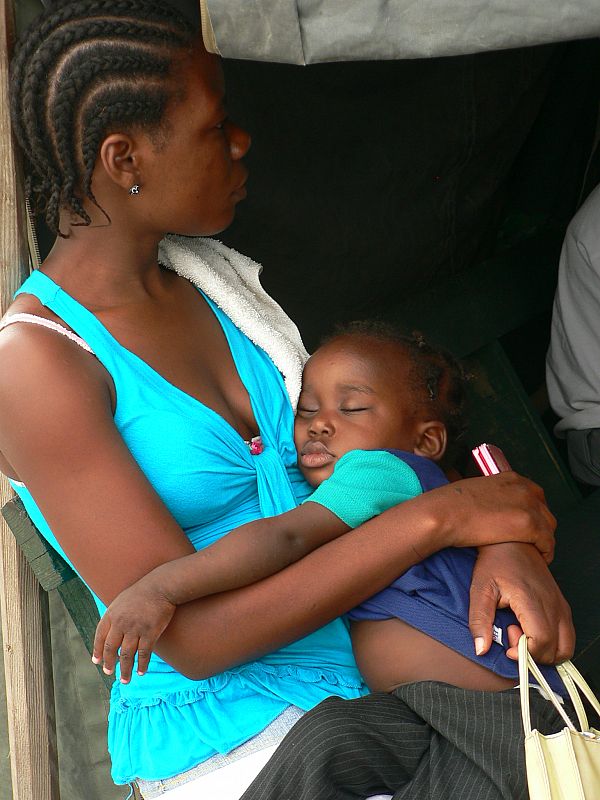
[[14, 270, 126, 371], [15, 269, 62, 306]]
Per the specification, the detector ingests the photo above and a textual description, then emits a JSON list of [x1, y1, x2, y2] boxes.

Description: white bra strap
[[0, 313, 94, 354]]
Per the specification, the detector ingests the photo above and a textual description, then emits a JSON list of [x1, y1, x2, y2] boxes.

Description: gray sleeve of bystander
[[547, 182, 600, 485]]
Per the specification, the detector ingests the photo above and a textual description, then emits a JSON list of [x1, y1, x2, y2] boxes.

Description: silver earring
[[129, 184, 140, 195]]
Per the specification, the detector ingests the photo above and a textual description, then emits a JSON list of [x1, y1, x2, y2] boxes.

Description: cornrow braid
[[10, 0, 194, 235], [323, 319, 468, 460], [78, 87, 170, 218]]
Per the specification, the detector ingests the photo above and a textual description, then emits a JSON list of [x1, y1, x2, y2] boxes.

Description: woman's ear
[[413, 421, 447, 462], [98, 133, 141, 190]]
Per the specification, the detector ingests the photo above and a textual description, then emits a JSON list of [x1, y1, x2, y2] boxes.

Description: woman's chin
[[172, 216, 235, 239]]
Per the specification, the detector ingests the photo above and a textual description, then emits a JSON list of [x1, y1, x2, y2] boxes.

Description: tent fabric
[[204, 0, 600, 64]]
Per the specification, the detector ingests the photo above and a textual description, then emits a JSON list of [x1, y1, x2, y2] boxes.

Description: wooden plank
[[0, 531, 60, 799], [0, 0, 60, 797], [2, 499, 76, 592], [2, 498, 113, 693]]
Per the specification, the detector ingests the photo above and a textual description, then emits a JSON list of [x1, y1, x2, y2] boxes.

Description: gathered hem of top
[[108, 662, 366, 784], [111, 661, 364, 712]]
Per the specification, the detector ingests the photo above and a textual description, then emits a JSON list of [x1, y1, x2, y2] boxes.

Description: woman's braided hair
[[324, 320, 468, 462], [10, 0, 195, 235]]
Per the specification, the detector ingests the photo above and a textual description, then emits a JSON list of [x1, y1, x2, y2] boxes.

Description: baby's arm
[[93, 501, 348, 681], [94, 450, 440, 681]]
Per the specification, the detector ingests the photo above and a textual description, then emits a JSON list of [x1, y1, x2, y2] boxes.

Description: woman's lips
[[231, 184, 247, 202], [299, 440, 335, 468], [231, 171, 248, 202]]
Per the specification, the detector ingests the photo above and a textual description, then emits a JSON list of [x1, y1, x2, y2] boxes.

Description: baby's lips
[[299, 440, 336, 469], [300, 440, 333, 457]]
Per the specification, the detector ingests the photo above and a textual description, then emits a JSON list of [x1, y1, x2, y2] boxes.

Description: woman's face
[[136, 46, 250, 237]]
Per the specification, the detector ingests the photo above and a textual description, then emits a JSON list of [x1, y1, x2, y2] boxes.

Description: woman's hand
[[93, 578, 177, 682], [468, 542, 575, 664], [435, 471, 557, 560]]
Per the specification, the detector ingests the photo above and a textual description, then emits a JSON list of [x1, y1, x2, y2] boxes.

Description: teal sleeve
[[302, 449, 423, 528]]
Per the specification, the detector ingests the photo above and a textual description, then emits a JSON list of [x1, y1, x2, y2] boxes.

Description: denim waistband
[[136, 704, 304, 798]]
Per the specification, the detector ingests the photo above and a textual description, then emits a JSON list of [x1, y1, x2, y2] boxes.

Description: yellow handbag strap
[[518, 634, 578, 735], [558, 665, 589, 731], [557, 659, 600, 731]]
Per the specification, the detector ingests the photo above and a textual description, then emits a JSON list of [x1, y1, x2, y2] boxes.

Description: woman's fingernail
[[475, 637, 485, 655], [103, 666, 113, 675], [91, 656, 100, 664]]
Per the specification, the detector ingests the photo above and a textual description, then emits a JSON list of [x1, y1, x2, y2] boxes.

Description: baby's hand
[[92, 579, 176, 683]]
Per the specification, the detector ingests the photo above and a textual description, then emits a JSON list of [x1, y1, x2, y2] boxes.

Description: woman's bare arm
[[0, 327, 571, 681], [156, 477, 571, 679], [93, 503, 348, 680], [0, 327, 197, 599]]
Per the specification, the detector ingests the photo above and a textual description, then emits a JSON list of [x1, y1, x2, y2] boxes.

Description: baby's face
[[294, 336, 426, 487]]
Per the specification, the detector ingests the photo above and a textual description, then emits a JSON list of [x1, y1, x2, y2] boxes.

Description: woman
[[0, 2, 573, 798]]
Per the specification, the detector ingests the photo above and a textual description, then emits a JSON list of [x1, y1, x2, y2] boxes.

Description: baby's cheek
[[292, 418, 304, 448]]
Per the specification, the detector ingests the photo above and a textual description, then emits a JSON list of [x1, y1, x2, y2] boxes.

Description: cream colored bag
[[518, 634, 600, 799]]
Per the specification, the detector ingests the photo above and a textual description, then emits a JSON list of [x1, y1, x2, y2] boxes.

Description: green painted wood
[[1, 497, 113, 694], [462, 341, 581, 517], [551, 488, 600, 685], [1, 498, 75, 591]]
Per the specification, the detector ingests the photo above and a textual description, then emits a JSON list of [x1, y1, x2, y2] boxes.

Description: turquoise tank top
[[11, 270, 365, 784]]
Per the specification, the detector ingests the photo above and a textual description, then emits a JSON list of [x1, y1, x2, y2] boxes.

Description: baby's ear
[[413, 421, 447, 462]]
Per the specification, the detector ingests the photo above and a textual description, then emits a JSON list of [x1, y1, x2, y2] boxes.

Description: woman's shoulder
[[0, 294, 114, 429], [2, 290, 69, 332], [1, 288, 95, 365]]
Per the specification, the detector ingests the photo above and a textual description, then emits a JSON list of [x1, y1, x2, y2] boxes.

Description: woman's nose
[[227, 121, 251, 160]]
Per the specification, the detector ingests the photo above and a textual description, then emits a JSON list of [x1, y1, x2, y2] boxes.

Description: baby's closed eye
[[297, 406, 318, 416]]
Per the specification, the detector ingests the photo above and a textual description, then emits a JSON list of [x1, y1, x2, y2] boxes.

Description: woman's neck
[[41, 215, 168, 312]]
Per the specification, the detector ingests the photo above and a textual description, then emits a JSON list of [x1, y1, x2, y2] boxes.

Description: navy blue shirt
[[308, 448, 565, 696]]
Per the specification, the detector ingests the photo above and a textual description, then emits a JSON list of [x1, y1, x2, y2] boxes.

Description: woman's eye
[[215, 117, 228, 131]]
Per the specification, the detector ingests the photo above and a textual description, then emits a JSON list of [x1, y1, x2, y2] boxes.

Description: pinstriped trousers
[[241, 681, 567, 800]]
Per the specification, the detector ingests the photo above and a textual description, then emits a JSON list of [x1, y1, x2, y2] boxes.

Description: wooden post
[[199, 0, 219, 54], [0, 0, 60, 797]]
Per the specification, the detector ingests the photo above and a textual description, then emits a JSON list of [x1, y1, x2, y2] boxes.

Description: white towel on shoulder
[[159, 235, 308, 408]]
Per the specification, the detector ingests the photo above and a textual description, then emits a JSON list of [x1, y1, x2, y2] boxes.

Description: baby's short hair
[[322, 320, 467, 458]]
